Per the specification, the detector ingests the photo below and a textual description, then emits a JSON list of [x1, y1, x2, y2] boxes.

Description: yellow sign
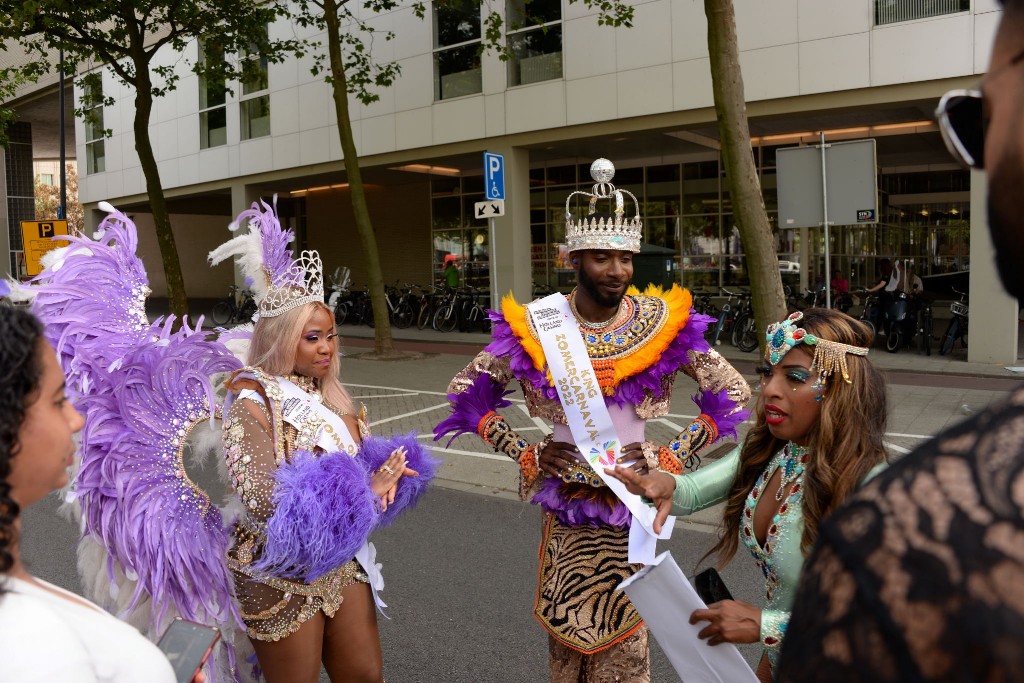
[[21, 220, 71, 276]]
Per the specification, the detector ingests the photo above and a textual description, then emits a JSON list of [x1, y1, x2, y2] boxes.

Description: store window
[[199, 41, 228, 149], [82, 76, 106, 175], [430, 175, 490, 300], [433, 0, 482, 100], [240, 28, 270, 141], [506, 0, 562, 86]]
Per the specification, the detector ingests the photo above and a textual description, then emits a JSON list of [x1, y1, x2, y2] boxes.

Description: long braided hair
[[0, 307, 45, 589]]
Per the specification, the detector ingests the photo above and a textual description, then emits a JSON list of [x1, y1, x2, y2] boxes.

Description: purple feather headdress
[[208, 199, 324, 320]]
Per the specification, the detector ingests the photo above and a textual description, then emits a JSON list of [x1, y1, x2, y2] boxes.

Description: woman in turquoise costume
[[608, 308, 888, 682]]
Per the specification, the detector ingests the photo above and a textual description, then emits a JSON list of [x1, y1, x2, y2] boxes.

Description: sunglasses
[[935, 47, 1024, 170]]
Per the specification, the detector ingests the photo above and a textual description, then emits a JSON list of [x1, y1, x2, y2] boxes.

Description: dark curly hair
[[0, 307, 45, 585]]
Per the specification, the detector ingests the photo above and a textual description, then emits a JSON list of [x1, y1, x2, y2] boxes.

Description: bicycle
[[916, 297, 934, 356], [730, 289, 758, 352], [327, 267, 352, 325], [415, 284, 444, 330], [432, 286, 461, 332], [708, 288, 741, 347], [939, 288, 969, 356], [457, 286, 491, 333], [854, 291, 880, 339], [388, 282, 417, 329], [211, 285, 256, 326]]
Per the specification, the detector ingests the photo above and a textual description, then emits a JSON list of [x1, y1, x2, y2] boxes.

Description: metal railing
[[874, 0, 969, 26]]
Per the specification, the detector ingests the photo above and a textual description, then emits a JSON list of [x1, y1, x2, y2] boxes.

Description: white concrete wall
[[77, 0, 1002, 202]]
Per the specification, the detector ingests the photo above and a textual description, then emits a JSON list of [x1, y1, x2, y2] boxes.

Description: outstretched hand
[[370, 446, 419, 511], [689, 600, 762, 645], [603, 466, 677, 533]]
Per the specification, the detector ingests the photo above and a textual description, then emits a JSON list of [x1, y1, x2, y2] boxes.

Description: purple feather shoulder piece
[[255, 450, 378, 583], [357, 433, 440, 528], [612, 311, 715, 406]]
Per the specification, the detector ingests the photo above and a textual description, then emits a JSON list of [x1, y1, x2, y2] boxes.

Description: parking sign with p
[[484, 152, 505, 201]]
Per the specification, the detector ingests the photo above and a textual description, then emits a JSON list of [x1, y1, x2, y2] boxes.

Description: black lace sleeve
[[777, 387, 1024, 683]]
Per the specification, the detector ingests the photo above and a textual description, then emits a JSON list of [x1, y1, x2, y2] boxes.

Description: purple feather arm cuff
[[694, 388, 749, 441], [357, 433, 440, 528], [531, 478, 631, 529], [433, 373, 514, 446], [255, 450, 378, 583]]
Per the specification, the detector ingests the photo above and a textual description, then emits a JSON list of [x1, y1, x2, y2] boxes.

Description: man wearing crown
[[435, 159, 750, 681]]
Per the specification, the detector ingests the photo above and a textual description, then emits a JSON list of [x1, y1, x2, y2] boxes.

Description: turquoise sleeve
[[669, 445, 741, 516]]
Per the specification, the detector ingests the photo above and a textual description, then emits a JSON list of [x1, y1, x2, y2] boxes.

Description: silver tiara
[[259, 250, 324, 318], [564, 159, 642, 253]]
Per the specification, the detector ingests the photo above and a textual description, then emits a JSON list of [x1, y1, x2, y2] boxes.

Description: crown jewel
[[565, 158, 643, 253], [259, 249, 324, 318]]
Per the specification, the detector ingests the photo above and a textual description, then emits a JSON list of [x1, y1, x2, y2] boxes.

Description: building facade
[[5, 0, 1015, 362]]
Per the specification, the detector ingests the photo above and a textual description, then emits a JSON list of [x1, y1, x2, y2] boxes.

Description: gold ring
[[379, 465, 395, 475]]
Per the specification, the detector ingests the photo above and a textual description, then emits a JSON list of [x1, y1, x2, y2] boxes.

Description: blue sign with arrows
[[484, 152, 505, 200]]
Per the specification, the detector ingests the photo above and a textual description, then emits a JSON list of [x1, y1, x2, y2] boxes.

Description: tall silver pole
[[59, 48, 67, 224], [820, 132, 831, 309]]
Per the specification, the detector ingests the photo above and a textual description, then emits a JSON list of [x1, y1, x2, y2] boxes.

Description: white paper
[[619, 551, 758, 683], [526, 294, 674, 564]]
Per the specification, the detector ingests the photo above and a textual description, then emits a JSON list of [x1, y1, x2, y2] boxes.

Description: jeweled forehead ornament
[[765, 311, 868, 384], [564, 158, 643, 253]]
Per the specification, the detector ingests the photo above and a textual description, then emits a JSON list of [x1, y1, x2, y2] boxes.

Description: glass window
[[82, 77, 106, 175], [240, 26, 270, 141], [507, 0, 561, 87], [433, 0, 482, 100], [874, 0, 969, 26], [199, 41, 228, 149]]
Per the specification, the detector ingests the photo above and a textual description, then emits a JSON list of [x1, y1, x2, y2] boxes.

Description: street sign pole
[[482, 152, 506, 314], [820, 132, 832, 309]]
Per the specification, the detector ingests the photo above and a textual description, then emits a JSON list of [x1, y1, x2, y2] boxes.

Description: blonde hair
[[247, 301, 354, 415]]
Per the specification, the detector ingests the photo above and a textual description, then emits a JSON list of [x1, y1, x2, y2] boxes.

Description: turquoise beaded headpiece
[[765, 311, 868, 384]]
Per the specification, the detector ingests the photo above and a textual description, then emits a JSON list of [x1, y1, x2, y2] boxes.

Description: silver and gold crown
[[565, 158, 642, 253], [259, 250, 324, 318]]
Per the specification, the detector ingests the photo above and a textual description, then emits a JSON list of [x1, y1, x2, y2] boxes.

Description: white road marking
[[428, 445, 512, 462], [369, 403, 452, 426], [885, 441, 911, 454], [351, 392, 421, 399], [346, 382, 449, 397], [517, 402, 549, 431]]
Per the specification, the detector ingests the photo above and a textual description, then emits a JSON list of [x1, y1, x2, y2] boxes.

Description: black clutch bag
[[694, 567, 733, 605]]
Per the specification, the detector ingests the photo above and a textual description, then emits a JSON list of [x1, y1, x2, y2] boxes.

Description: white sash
[[526, 294, 675, 564], [238, 376, 387, 613]]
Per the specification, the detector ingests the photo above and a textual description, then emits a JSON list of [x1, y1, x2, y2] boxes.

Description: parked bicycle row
[[210, 274, 967, 355]]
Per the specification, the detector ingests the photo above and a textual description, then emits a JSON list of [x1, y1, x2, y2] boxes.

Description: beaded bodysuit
[[669, 445, 809, 669], [437, 285, 750, 654], [222, 369, 371, 642]]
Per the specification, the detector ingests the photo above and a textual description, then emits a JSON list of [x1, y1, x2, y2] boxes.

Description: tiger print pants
[[548, 627, 650, 683]]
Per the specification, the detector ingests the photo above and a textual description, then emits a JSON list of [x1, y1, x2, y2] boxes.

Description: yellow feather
[[500, 292, 547, 372]]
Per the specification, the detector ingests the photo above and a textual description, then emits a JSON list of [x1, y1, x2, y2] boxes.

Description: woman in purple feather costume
[[209, 200, 437, 682], [222, 300, 434, 683]]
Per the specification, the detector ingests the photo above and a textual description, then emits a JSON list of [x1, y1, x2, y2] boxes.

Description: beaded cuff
[[760, 608, 788, 649], [478, 412, 531, 461], [668, 413, 718, 470], [657, 445, 683, 474]]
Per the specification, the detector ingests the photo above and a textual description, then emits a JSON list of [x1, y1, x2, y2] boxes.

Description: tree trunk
[[704, 0, 786, 353], [133, 70, 189, 320], [323, 0, 402, 358]]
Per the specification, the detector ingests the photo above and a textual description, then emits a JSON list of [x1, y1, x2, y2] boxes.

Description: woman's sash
[[526, 294, 675, 564]]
